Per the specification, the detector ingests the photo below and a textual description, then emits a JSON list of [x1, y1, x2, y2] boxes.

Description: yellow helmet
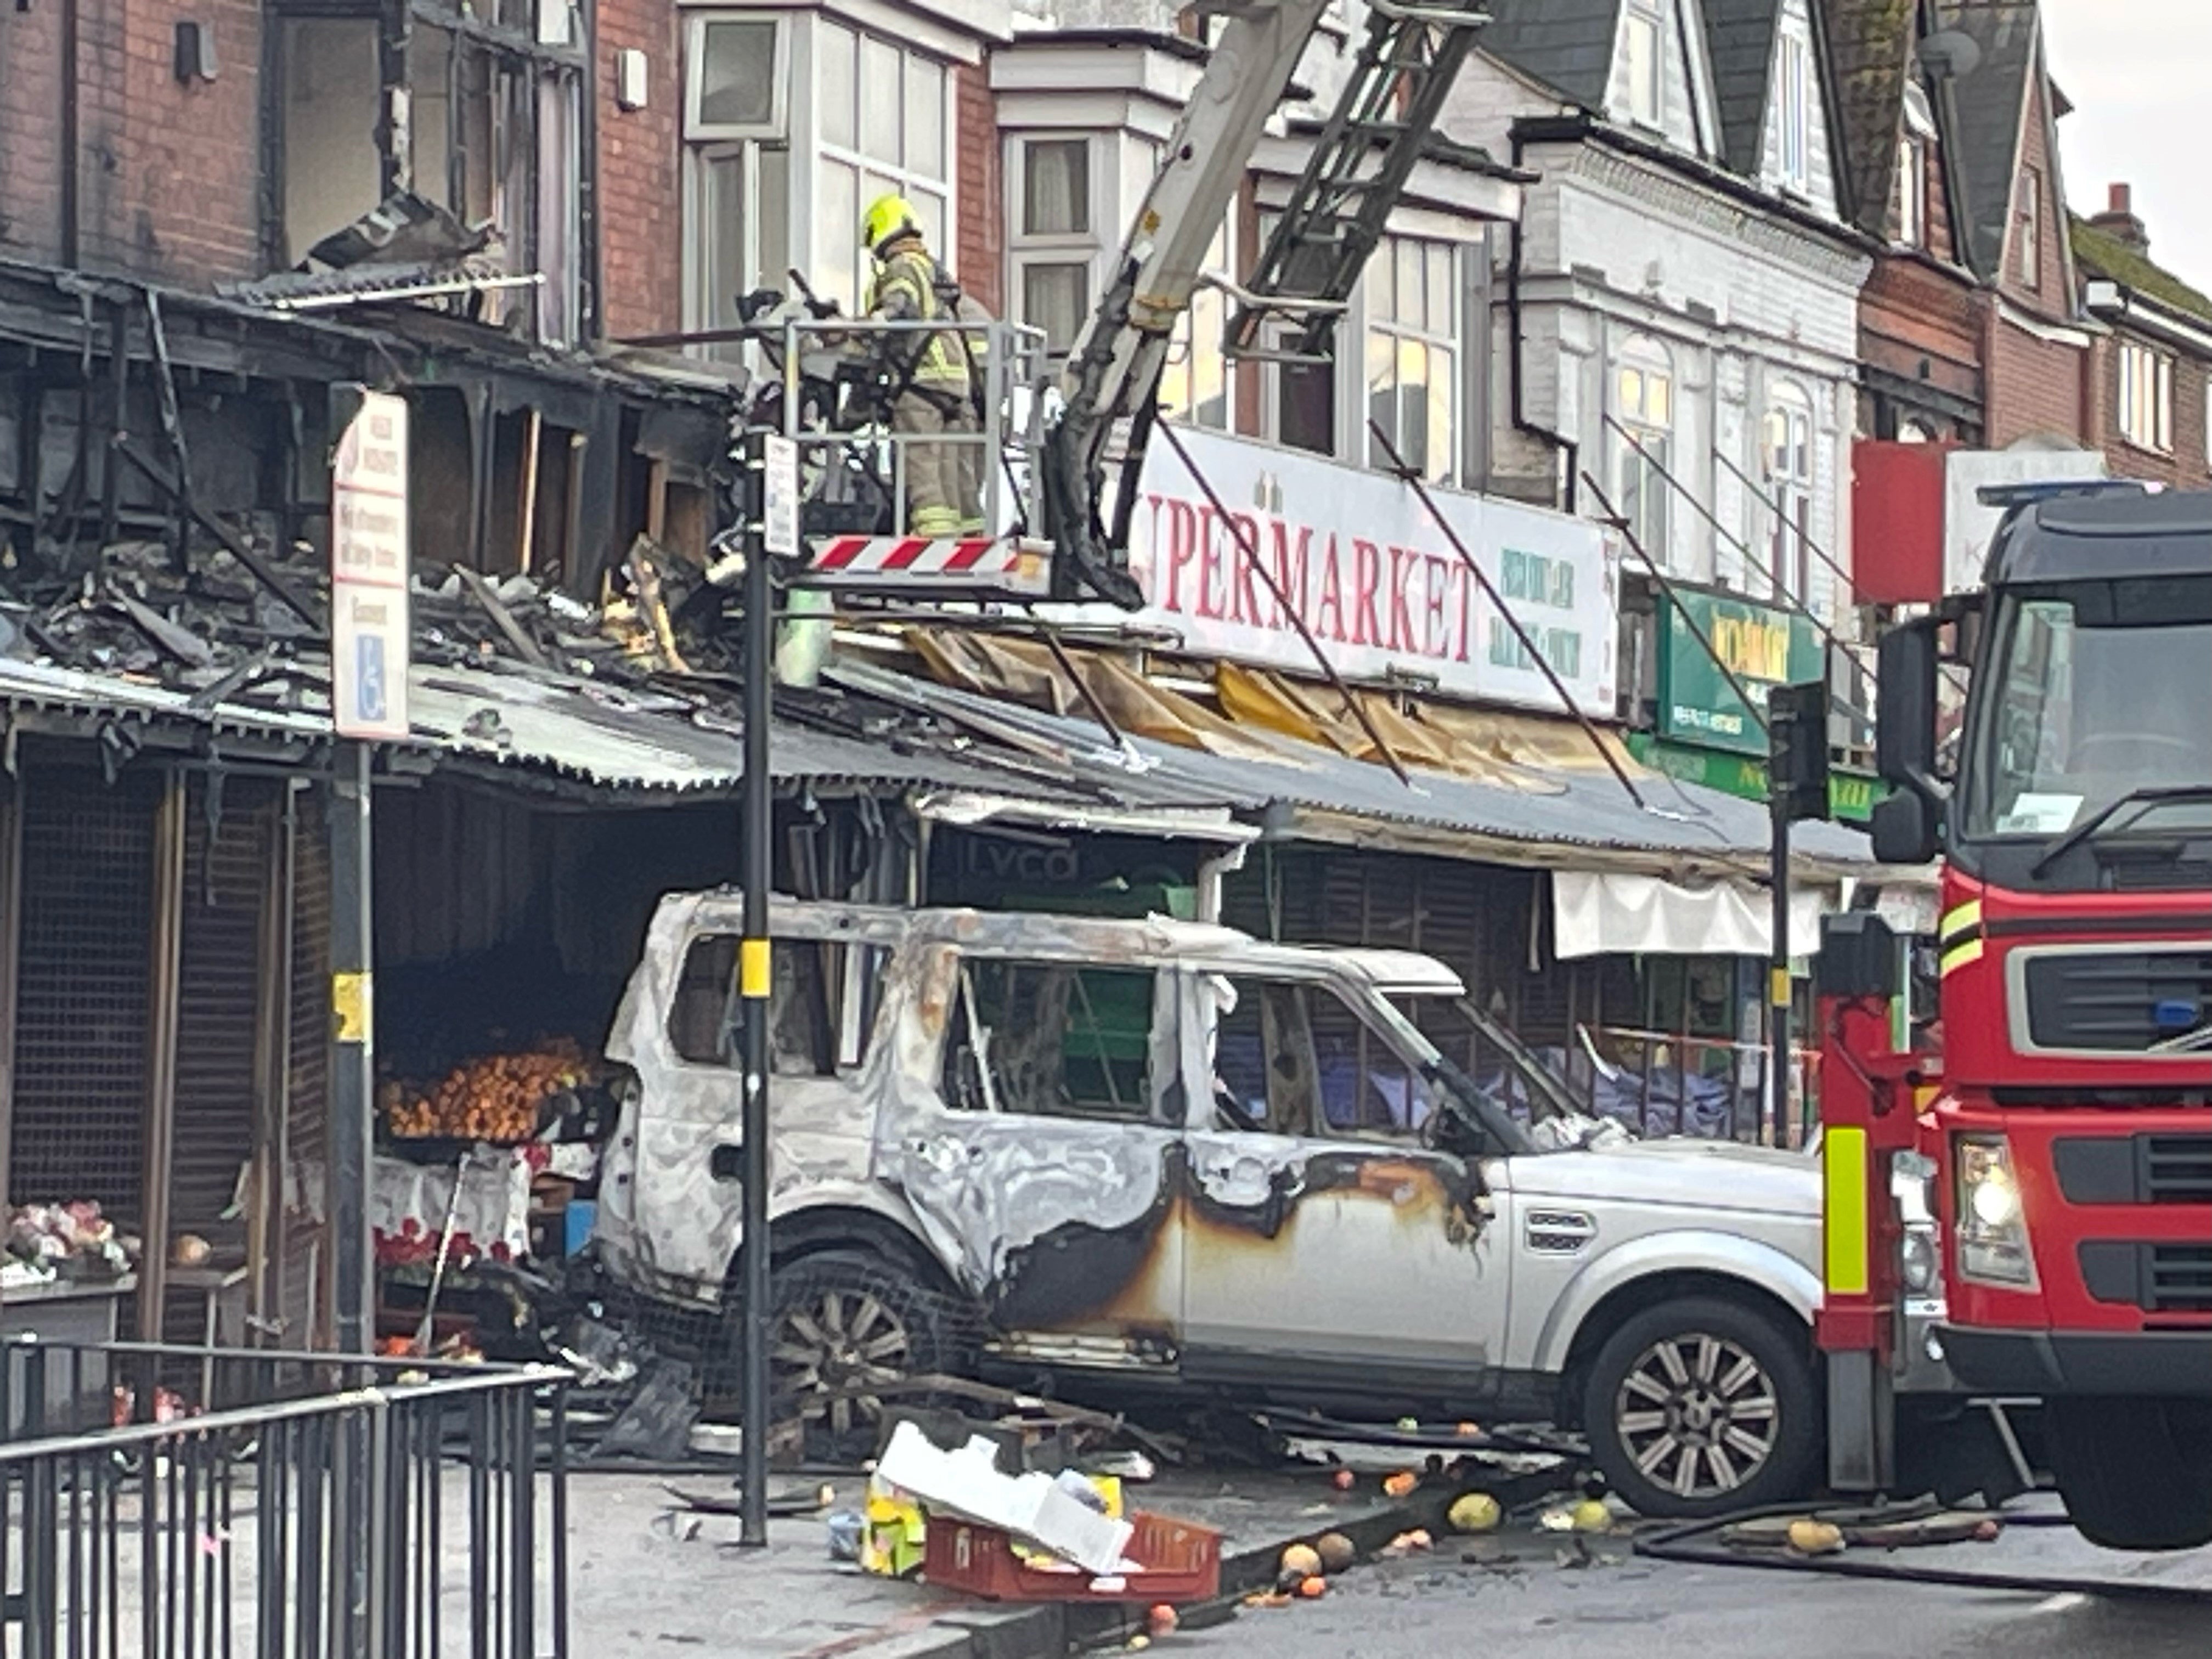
[[862, 194, 922, 255]]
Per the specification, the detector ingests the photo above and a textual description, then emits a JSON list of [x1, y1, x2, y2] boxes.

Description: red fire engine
[[1822, 482, 2212, 1551]]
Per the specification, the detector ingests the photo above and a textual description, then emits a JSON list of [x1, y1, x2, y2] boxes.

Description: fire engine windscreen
[[1962, 575, 2212, 848]]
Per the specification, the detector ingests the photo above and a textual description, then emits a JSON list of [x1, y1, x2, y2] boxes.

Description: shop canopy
[[1550, 870, 1829, 961]]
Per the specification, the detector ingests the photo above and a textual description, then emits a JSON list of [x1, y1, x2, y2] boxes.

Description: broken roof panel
[[871, 666, 1884, 879]]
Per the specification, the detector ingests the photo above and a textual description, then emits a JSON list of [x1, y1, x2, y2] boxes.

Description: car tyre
[[754, 1250, 962, 1466], [1582, 1295, 1820, 1520], [2047, 1398, 2212, 1551]]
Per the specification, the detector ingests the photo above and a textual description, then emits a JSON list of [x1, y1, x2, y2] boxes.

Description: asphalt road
[[1167, 1540, 2212, 1658]]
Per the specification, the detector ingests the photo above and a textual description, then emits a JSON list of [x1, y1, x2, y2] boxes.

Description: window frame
[[1777, 30, 1810, 193], [1763, 380, 1816, 604], [682, 13, 791, 142], [2119, 340, 2175, 454], [1006, 132, 1107, 365], [939, 955, 1167, 1124], [1615, 334, 1677, 568], [1362, 233, 1459, 486], [1622, 1, 1663, 131], [2015, 165, 2043, 291]]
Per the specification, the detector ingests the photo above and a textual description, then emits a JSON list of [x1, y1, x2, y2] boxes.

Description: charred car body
[[596, 894, 1940, 1517]]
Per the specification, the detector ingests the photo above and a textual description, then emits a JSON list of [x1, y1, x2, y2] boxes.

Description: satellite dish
[[1918, 29, 1984, 81]]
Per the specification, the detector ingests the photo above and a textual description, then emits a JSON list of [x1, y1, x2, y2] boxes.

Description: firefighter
[[860, 194, 984, 536]]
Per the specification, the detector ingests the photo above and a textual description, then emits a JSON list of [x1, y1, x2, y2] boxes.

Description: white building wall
[[1755, 0, 1840, 218]]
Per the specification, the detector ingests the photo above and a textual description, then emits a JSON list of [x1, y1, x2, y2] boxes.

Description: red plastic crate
[[923, 1509, 1222, 1603]]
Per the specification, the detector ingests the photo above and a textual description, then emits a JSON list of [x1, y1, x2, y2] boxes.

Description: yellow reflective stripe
[[1824, 1126, 1870, 1296], [1912, 1083, 1942, 1113], [1937, 899, 1983, 950], [1939, 936, 1984, 976], [1769, 966, 1792, 1009], [740, 938, 772, 1001]]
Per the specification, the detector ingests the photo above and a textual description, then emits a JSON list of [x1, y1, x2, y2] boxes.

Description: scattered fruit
[[1330, 1468, 1356, 1492], [1786, 1519, 1846, 1556], [1278, 1542, 1323, 1586], [1126, 1637, 1150, 1652], [1314, 1532, 1356, 1573], [1147, 1604, 1179, 1638], [1396, 1417, 1420, 1432], [1297, 1575, 1328, 1599], [1382, 1471, 1419, 1499], [1380, 1528, 1434, 1558], [1456, 1421, 1481, 1438], [1242, 1592, 1291, 1610], [1974, 1518, 2003, 1543], [170, 1233, 211, 1269], [1447, 1492, 1503, 1534], [1571, 1499, 1613, 1533], [1537, 1507, 1575, 1533]]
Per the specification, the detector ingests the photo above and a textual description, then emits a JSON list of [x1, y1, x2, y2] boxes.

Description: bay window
[[683, 14, 954, 349], [1009, 136, 1099, 364], [1764, 382, 1814, 603], [2118, 341, 2174, 453]]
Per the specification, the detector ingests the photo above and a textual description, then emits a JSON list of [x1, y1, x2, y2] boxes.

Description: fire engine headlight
[[1956, 1135, 2037, 1289]]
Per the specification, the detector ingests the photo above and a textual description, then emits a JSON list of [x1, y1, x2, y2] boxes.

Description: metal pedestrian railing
[[0, 1338, 568, 1659]]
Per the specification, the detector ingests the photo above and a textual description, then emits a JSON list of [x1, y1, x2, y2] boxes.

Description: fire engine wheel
[[1583, 1296, 1820, 1520], [2047, 1397, 2212, 1552], [764, 1252, 957, 1464]]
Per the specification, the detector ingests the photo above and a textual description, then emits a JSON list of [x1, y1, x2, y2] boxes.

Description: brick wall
[[1982, 299, 2090, 448], [596, 0, 682, 338], [0, 4, 66, 261], [1996, 76, 2069, 324], [83, 0, 265, 284], [2100, 330, 2212, 489], [953, 64, 1001, 317], [1860, 255, 1981, 414], [3, 0, 263, 283]]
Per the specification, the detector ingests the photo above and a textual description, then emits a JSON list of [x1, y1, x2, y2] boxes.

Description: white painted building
[[1448, 0, 1872, 639]]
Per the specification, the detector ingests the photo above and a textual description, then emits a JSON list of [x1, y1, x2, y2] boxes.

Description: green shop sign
[[1628, 733, 1886, 825], [1657, 590, 1825, 757]]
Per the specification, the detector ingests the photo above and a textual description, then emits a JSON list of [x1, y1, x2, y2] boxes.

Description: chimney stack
[[2090, 182, 2149, 254]]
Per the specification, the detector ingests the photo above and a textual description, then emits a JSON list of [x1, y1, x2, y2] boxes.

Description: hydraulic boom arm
[[1042, 0, 1491, 604]]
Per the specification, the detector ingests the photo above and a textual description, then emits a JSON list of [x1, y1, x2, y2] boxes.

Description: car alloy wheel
[[1613, 1331, 1781, 1503], [771, 1285, 915, 1444]]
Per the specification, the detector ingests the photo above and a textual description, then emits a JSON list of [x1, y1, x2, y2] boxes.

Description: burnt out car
[[594, 895, 1835, 1517]]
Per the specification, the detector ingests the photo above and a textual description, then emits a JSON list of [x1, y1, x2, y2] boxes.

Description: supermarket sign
[[1087, 428, 1619, 716]]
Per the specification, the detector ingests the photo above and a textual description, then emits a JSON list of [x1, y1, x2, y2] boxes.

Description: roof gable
[[1703, 0, 1780, 173], [1932, 0, 2039, 281], [1476, 0, 1626, 111], [1821, 0, 1917, 237]]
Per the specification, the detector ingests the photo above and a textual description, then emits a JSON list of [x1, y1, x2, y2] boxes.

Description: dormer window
[[1898, 82, 1934, 247], [1623, 0, 1662, 129]]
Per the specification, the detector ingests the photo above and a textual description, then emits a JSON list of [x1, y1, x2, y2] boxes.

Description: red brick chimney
[[2090, 182, 2149, 254]]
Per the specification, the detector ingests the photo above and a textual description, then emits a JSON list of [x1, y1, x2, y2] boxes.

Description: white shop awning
[[1551, 870, 1829, 961]]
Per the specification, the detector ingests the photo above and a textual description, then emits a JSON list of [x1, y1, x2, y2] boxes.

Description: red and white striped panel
[[805, 535, 1047, 593]]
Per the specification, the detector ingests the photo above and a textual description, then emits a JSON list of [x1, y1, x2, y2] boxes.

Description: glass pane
[[1396, 239, 1423, 329], [1191, 288, 1227, 428], [1367, 329, 1397, 464], [1427, 346, 1454, 483], [1618, 368, 1641, 416], [905, 58, 945, 182], [1646, 372, 1670, 426], [1279, 358, 1335, 455], [1399, 338, 1429, 475], [1369, 242, 1396, 322], [1023, 263, 1090, 356], [819, 22, 856, 151], [909, 189, 945, 260], [860, 36, 902, 164], [1426, 242, 1454, 337], [704, 152, 746, 326], [758, 145, 789, 292], [698, 19, 777, 129], [1023, 139, 1090, 236], [819, 160, 859, 315]]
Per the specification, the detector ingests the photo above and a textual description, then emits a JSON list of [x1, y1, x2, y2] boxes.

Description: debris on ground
[[1277, 1543, 1322, 1587], [1448, 1492, 1503, 1533], [876, 1419, 1133, 1577], [1722, 1505, 2005, 1555]]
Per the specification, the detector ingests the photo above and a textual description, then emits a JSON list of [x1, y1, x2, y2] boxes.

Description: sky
[[2040, 0, 2212, 292]]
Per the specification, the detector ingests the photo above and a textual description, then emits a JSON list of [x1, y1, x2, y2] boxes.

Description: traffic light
[[1769, 679, 1832, 823]]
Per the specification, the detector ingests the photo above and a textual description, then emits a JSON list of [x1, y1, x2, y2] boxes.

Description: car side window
[[1306, 985, 1441, 1144], [941, 958, 1160, 1121], [1204, 975, 1323, 1135], [667, 933, 879, 1077]]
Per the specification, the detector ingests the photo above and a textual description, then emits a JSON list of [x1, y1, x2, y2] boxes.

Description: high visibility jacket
[[866, 245, 970, 397]]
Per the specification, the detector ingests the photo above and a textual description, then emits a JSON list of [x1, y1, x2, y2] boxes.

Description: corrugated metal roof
[[0, 656, 1224, 805], [871, 669, 1883, 877]]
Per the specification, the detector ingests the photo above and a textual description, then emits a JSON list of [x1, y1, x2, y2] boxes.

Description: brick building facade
[[2074, 184, 2212, 492]]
